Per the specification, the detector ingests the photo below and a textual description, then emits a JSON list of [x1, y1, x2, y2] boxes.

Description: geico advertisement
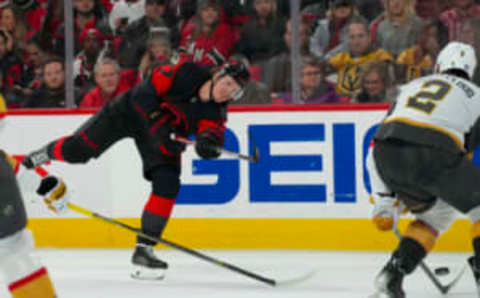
[[1, 109, 390, 219]]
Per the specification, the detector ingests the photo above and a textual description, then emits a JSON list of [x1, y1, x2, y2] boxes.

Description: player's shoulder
[[151, 54, 194, 78]]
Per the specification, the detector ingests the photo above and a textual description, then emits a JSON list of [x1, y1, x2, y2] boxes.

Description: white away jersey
[[385, 74, 480, 148]]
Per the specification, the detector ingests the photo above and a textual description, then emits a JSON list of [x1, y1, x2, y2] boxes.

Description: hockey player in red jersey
[[0, 149, 70, 298], [22, 56, 250, 280]]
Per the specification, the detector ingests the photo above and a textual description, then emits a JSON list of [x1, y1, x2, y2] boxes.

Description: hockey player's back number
[[406, 80, 452, 114]]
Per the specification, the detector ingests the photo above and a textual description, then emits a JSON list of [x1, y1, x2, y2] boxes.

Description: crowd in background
[[0, 0, 479, 109]]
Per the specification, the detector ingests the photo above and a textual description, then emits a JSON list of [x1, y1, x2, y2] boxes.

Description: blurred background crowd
[[0, 0, 478, 109]]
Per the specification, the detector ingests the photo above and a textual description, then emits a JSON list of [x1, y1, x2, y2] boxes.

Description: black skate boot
[[370, 257, 406, 298], [131, 244, 168, 280], [468, 256, 480, 297]]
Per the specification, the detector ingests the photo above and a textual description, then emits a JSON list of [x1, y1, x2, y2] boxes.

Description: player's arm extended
[[2, 151, 69, 214]]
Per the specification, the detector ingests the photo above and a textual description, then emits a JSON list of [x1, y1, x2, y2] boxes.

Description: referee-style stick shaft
[[67, 202, 276, 286]]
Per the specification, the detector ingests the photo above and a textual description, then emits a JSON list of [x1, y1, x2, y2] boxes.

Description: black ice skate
[[468, 256, 480, 297], [131, 244, 168, 280], [370, 258, 406, 298]]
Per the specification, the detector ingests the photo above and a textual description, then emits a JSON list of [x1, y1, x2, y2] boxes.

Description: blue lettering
[[333, 123, 356, 203], [249, 124, 326, 202], [176, 129, 240, 204]]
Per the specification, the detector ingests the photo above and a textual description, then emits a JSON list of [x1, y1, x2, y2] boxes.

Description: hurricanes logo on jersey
[[341, 65, 361, 93]]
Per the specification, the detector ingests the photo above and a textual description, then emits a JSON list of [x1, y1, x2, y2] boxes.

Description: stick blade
[[274, 269, 316, 287]]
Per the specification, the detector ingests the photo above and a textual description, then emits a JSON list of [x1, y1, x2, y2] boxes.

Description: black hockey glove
[[152, 123, 186, 156], [23, 146, 51, 169], [195, 132, 221, 159]]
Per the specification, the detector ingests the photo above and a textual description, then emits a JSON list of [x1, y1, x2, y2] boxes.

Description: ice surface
[[0, 250, 475, 298]]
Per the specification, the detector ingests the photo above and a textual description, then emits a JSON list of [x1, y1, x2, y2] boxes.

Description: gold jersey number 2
[[406, 80, 452, 114]]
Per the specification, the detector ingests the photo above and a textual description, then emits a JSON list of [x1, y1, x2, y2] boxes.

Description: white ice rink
[[0, 249, 476, 298]]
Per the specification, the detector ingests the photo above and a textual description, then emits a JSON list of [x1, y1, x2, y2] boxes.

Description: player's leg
[[373, 200, 457, 298], [396, 152, 480, 294], [131, 164, 180, 280], [0, 156, 56, 297], [0, 230, 56, 298], [371, 141, 457, 297], [23, 95, 132, 168]]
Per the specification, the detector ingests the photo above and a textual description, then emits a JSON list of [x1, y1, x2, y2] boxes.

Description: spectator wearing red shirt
[[179, 0, 235, 67], [79, 58, 132, 108]]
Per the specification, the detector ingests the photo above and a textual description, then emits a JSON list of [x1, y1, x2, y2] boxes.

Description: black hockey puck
[[434, 267, 450, 276]]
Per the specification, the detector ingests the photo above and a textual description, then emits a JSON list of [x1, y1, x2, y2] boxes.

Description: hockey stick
[[393, 228, 466, 294], [172, 135, 260, 163], [66, 202, 314, 286]]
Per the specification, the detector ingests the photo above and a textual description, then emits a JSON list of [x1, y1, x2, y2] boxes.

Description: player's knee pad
[[415, 199, 457, 235], [404, 220, 438, 252], [150, 166, 180, 198]]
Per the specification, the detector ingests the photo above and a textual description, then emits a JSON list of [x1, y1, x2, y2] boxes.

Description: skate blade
[[131, 265, 166, 281]]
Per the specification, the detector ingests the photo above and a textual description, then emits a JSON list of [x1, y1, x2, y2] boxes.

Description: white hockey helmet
[[435, 42, 477, 79]]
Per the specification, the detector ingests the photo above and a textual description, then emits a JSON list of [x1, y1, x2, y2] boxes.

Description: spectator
[[235, 0, 286, 65], [12, 36, 46, 105], [179, 0, 235, 68], [301, 1, 328, 27], [353, 62, 394, 103], [264, 18, 311, 95], [139, 35, 172, 79], [118, 0, 179, 68], [441, 0, 480, 41], [73, 0, 108, 34], [395, 21, 444, 83], [74, 28, 103, 94], [52, 0, 109, 56], [0, 5, 33, 52], [0, 30, 22, 98], [24, 58, 77, 108], [79, 58, 133, 108], [309, 0, 356, 58], [276, 55, 340, 104], [327, 18, 393, 97], [229, 54, 271, 105], [375, 0, 421, 57], [9, 0, 47, 35]]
